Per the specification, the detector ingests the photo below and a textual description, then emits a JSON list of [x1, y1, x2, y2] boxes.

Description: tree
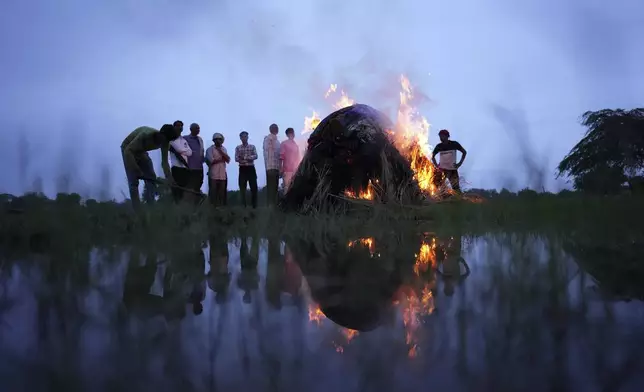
[[557, 108, 644, 193]]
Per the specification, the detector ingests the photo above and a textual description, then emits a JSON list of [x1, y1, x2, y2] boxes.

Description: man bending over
[[121, 124, 178, 207]]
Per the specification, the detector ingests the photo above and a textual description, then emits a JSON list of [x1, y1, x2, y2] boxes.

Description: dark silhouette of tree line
[[557, 108, 644, 194]]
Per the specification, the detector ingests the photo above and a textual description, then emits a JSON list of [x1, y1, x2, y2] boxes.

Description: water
[[0, 233, 643, 391]]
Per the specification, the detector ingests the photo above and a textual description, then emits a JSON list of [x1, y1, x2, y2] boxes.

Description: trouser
[[208, 178, 228, 206], [282, 171, 295, 192], [123, 150, 157, 207], [265, 169, 280, 206], [171, 166, 191, 202], [188, 169, 204, 193], [238, 166, 258, 208], [433, 168, 461, 194]]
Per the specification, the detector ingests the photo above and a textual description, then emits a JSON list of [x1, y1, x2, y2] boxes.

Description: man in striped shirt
[[235, 130, 259, 208], [263, 123, 281, 206]]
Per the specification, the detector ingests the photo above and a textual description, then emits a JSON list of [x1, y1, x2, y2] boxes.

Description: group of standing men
[[120, 121, 301, 208]]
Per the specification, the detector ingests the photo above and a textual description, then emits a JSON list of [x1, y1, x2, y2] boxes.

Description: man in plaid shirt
[[263, 123, 281, 206], [235, 130, 259, 208]]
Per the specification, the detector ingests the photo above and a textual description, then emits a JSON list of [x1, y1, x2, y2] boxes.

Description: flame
[[397, 238, 438, 358], [344, 179, 375, 200], [413, 238, 437, 276], [308, 302, 360, 353], [347, 237, 376, 256], [303, 75, 444, 198], [308, 303, 325, 325]]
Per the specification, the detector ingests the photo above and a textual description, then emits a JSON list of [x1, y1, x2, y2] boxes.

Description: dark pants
[[238, 166, 258, 208], [265, 169, 280, 206], [123, 151, 157, 207], [433, 169, 461, 194], [171, 166, 191, 203], [209, 178, 227, 206], [188, 169, 204, 193]]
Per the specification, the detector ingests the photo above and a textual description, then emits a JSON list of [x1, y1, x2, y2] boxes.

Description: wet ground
[[0, 233, 643, 392]]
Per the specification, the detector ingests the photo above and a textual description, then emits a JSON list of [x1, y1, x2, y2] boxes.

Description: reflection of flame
[[308, 303, 325, 325], [302, 76, 443, 197], [347, 237, 376, 256], [397, 238, 438, 358], [308, 303, 359, 354], [413, 238, 437, 275]]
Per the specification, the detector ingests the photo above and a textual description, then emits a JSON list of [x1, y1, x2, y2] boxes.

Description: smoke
[[490, 104, 548, 191]]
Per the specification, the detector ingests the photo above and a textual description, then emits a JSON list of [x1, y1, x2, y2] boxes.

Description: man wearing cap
[[431, 129, 467, 195], [120, 124, 179, 208], [235, 130, 258, 208], [205, 133, 230, 206], [184, 123, 205, 198]]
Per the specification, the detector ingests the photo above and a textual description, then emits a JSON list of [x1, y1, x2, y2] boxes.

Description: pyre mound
[[281, 104, 423, 212]]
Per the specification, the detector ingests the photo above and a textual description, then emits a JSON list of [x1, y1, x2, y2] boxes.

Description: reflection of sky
[[0, 236, 643, 390]]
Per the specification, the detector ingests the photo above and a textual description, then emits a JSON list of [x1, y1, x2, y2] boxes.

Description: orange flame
[[347, 237, 376, 256], [303, 75, 441, 198]]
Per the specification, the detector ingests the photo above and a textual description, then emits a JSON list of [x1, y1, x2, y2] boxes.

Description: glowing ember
[[308, 303, 325, 325], [343, 179, 375, 200], [303, 75, 440, 198], [347, 237, 376, 256]]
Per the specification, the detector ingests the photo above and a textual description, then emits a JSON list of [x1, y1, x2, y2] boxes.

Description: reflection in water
[[0, 233, 644, 390]]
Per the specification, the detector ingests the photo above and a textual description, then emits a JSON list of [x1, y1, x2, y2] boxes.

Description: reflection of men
[[207, 234, 231, 304], [237, 237, 259, 303], [431, 129, 467, 194], [164, 246, 206, 316], [265, 238, 284, 309], [120, 124, 178, 207], [436, 236, 470, 297]]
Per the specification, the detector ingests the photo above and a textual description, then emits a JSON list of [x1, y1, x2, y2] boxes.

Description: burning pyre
[[302, 75, 440, 200]]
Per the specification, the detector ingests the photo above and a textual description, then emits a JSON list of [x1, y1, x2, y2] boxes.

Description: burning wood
[[281, 104, 424, 212]]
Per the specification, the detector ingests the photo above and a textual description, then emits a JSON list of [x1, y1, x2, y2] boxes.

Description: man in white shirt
[[431, 129, 467, 195], [263, 123, 281, 206], [169, 133, 193, 202]]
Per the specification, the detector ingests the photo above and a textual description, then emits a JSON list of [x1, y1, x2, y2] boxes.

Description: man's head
[[239, 130, 249, 144], [173, 120, 184, 135], [190, 123, 200, 136], [439, 129, 450, 143], [269, 123, 279, 135], [213, 133, 224, 147], [160, 124, 179, 141], [285, 127, 295, 140]]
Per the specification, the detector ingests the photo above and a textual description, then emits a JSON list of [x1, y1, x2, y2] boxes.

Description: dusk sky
[[1, 0, 642, 199]]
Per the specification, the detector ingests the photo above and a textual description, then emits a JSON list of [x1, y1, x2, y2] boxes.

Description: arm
[[456, 142, 467, 167], [431, 145, 439, 166], [160, 143, 173, 181], [204, 147, 213, 167], [219, 147, 231, 163], [249, 145, 258, 161], [235, 146, 242, 163], [171, 139, 193, 156], [263, 137, 270, 165], [458, 257, 471, 280]]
